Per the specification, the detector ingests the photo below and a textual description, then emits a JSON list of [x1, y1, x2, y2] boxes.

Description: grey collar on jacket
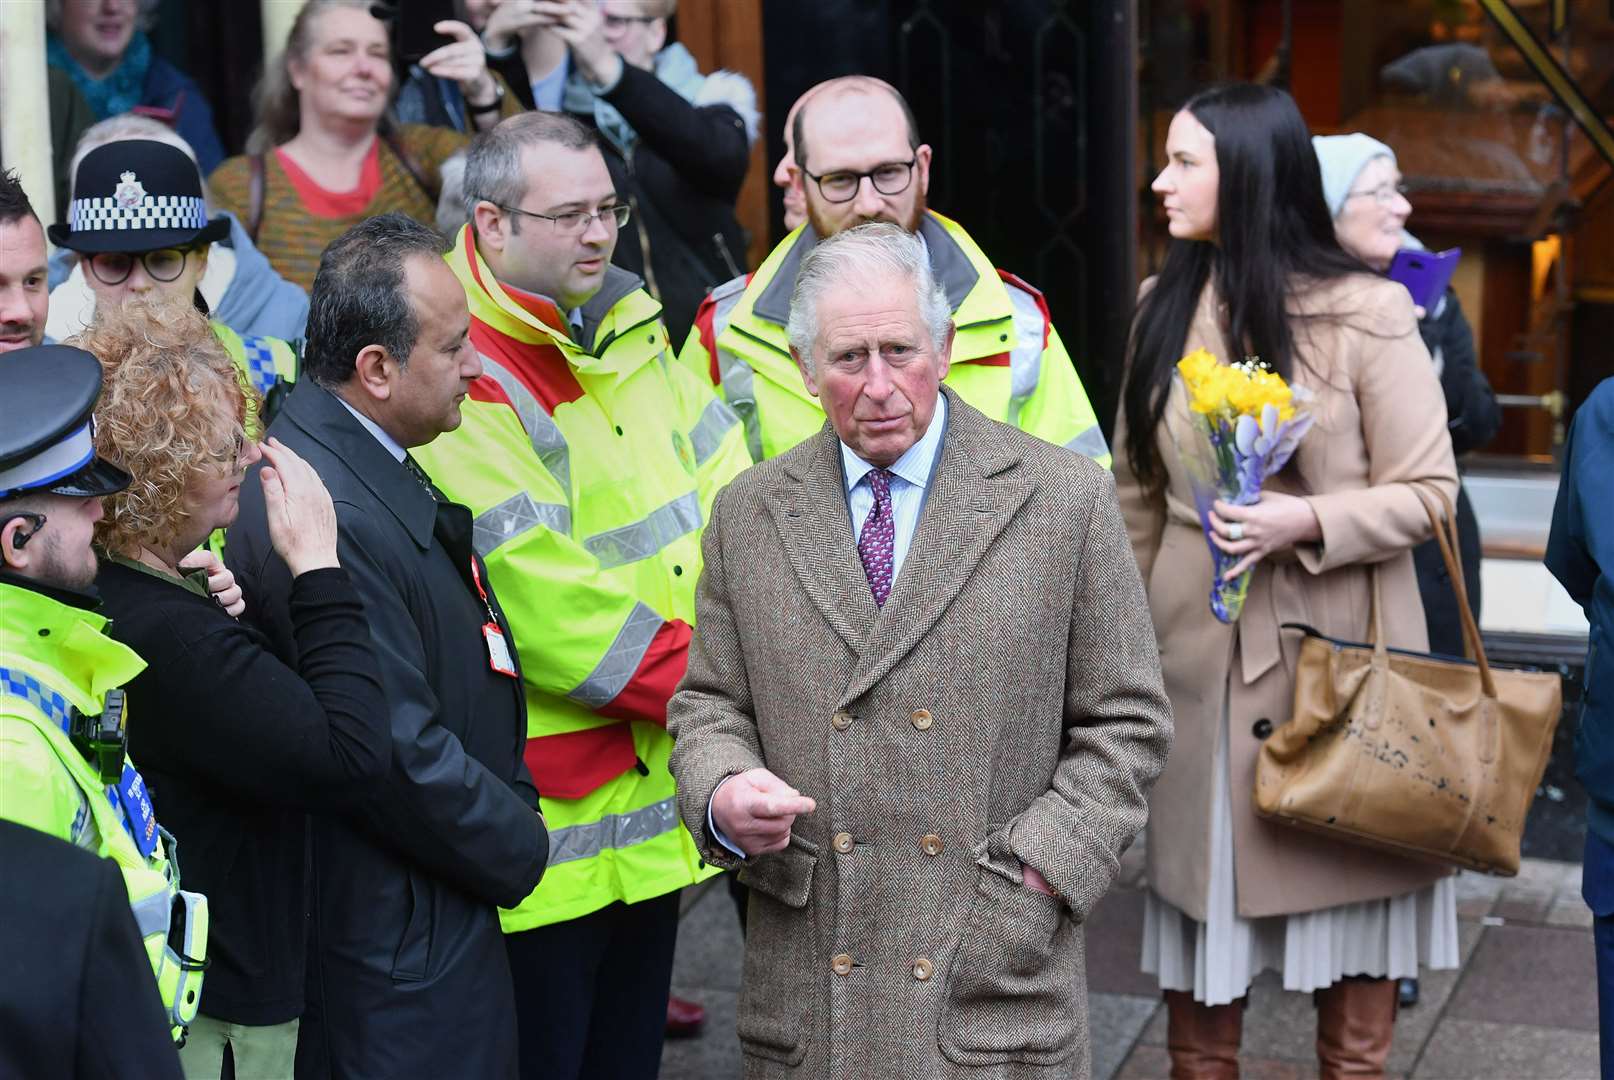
[[575, 264, 652, 354], [277, 380, 438, 551], [748, 211, 980, 328]]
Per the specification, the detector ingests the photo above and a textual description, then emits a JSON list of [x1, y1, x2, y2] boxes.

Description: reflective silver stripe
[[473, 491, 571, 557], [567, 601, 663, 708], [69, 789, 98, 851], [687, 395, 740, 467], [1003, 281, 1047, 429], [1065, 425, 1110, 461], [583, 491, 702, 569], [718, 350, 763, 463], [478, 354, 572, 496], [708, 288, 764, 463], [547, 796, 681, 867], [130, 888, 171, 940]]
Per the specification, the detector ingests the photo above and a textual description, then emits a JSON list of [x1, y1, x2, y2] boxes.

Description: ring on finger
[[1227, 522, 1244, 541]]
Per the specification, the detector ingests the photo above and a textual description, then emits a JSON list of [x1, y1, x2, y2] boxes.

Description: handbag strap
[[1414, 484, 1498, 698], [380, 129, 440, 205], [247, 153, 266, 244]]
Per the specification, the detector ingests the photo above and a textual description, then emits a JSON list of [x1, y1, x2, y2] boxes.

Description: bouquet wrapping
[[1172, 349, 1315, 623]]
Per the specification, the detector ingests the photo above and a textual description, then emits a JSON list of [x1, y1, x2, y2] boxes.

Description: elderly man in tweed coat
[[668, 223, 1173, 1079]]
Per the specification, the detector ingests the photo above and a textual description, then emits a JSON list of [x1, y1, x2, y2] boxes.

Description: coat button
[[1252, 718, 1274, 739], [831, 953, 854, 976], [832, 709, 853, 731], [920, 834, 943, 856], [911, 708, 933, 730], [912, 957, 934, 981], [833, 832, 854, 854]]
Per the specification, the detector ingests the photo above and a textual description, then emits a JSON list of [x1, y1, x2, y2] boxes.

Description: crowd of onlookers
[[5, 4, 1557, 1080], [43, 0, 753, 346]]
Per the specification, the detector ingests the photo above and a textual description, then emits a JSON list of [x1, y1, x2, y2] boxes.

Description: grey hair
[[785, 222, 950, 363], [462, 112, 598, 230]]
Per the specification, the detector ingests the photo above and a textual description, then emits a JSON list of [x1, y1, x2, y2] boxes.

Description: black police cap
[[0, 345, 130, 500], [50, 139, 230, 255]]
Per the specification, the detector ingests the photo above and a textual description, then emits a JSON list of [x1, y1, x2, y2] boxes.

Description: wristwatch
[[467, 80, 506, 116]]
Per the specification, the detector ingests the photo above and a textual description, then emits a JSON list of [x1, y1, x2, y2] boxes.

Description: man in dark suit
[[0, 819, 182, 1079], [668, 223, 1173, 1079], [229, 213, 548, 1080]]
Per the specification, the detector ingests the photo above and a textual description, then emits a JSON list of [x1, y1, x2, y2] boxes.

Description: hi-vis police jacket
[[209, 324, 299, 561], [412, 227, 750, 932], [677, 210, 1111, 467], [0, 576, 207, 1040], [213, 322, 296, 405]]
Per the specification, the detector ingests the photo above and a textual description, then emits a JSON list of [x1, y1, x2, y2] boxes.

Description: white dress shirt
[[840, 392, 947, 578], [708, 395, 949, 858], [337, 396, 406, 462]]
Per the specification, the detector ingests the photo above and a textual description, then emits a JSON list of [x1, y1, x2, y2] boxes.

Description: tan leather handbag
[[1254, 486, 1562, 876]]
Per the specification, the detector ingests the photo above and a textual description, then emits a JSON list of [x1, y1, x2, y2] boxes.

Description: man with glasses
[[51, 139, 298, 420], [680, 76, 1110, 467], [477, 0, 755, 349], [410, 111, 751, 1080]]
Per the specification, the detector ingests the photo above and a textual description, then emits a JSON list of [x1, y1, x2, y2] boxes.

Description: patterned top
[[208, 124, 466, 292]]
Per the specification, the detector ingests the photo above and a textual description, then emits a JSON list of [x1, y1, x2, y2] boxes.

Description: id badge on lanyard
[[470, 557, 518, 678]]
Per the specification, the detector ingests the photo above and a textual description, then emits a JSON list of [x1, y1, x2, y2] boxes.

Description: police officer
[[50, 139, 298, 424], [0, 344, 208, 1044]]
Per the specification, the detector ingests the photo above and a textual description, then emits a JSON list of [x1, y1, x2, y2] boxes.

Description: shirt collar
[[335, 396, 407, 463], [841, 393, 947, 494]]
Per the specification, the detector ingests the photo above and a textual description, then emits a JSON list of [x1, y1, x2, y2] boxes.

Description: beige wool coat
[[669, 388, 1174, 1079], [1113, 273, 1460, 920]]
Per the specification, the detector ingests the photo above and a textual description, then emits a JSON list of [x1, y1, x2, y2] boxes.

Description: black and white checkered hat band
[[68, 195, 208, 234]]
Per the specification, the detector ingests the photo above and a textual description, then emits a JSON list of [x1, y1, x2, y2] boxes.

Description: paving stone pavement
[[658, 857, 1600, 1079]]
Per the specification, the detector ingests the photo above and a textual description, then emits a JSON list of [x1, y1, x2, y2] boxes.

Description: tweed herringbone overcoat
[[668, 389, 1174, 1079]]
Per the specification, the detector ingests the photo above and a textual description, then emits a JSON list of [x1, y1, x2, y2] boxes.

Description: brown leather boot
[[1315, 976, 1398, 1079], [1165, 989, 1244, 1079]]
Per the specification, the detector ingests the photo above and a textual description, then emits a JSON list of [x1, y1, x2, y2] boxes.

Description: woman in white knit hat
[[1314, 133, 1500, 674]]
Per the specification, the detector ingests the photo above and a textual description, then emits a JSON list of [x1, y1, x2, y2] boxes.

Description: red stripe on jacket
[[996, 269, 1052, 350], [467, 319, 586, 414], [691, 274, 753, 387], [522, 620, 691, 799]]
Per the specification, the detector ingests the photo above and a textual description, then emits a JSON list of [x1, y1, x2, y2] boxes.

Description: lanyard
[[470, 555, 497, 622], [469, 557, 518, 678]]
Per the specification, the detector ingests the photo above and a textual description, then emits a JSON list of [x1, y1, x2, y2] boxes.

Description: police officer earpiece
[[2, 511, 45, 551]]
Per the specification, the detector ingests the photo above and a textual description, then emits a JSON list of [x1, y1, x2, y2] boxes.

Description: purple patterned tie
[[857, 468, 896, 607]]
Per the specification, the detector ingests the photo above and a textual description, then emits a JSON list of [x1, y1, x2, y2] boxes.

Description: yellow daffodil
[[1176, 350, 1296, 421]]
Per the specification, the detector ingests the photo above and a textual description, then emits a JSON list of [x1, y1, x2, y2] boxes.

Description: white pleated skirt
[[1140, 718, 1461, 1007]]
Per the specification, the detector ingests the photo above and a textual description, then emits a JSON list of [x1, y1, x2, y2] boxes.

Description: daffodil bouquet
[[1174, 349, 1315, 623]]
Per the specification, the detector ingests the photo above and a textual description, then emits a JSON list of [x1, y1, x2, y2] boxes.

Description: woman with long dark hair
[[1116, 83, 1462, 1077]]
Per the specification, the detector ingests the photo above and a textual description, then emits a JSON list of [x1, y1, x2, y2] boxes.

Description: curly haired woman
[[81, 299, 388, 1077]]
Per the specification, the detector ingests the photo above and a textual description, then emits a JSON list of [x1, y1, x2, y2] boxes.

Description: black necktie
[[403, 454, 443, 503]]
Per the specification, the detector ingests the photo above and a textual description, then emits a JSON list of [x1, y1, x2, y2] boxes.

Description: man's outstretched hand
[[712, 768, 816, 857]]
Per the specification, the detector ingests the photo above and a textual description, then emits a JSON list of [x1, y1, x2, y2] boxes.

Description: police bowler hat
[[0, 346, 130, 500], [50, 139, 230, 255]]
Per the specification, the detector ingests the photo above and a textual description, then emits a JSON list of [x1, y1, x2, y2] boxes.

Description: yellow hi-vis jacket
[[0, 579, 208, 1040], [213, 322, 297, 431], [412, 227, 749, 932], [207, 323, 298, 559], [677, 210, 1110, 466]]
